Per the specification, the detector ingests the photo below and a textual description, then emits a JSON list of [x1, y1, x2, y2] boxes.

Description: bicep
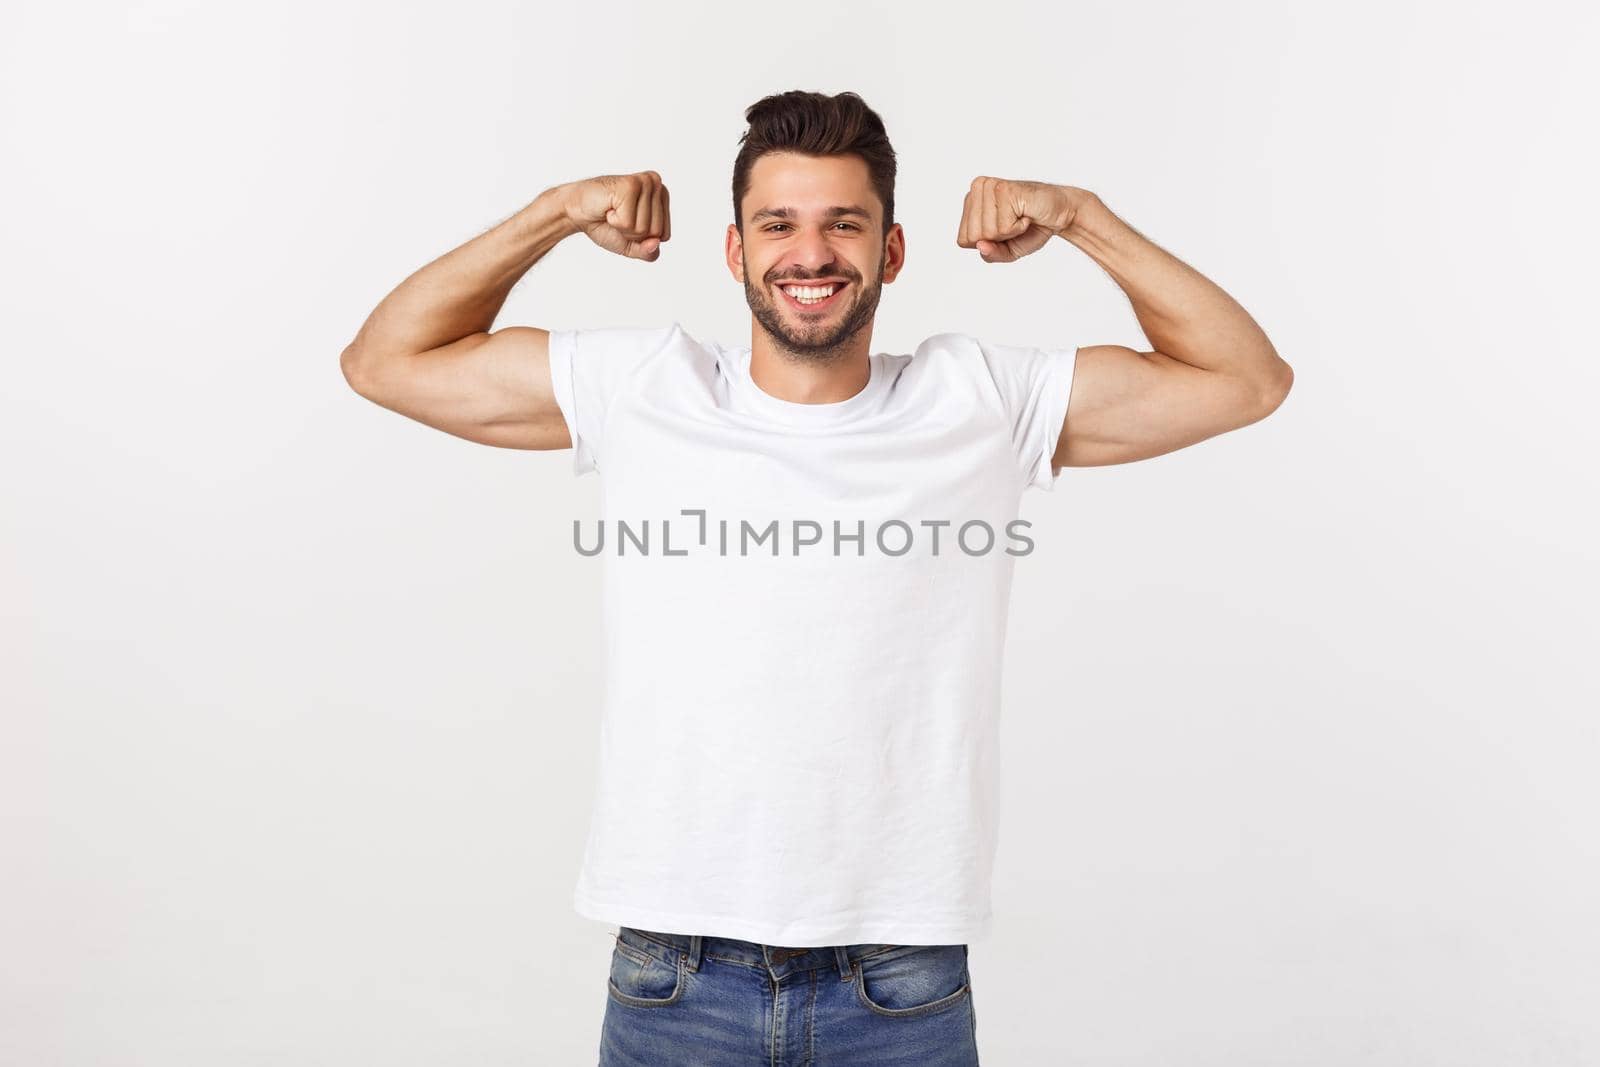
[[1052, 345, 1269, 468], [342, 326, 573, 450]]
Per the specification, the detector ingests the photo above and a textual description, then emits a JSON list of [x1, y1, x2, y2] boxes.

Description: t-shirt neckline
[[719, 342, 887, 426]]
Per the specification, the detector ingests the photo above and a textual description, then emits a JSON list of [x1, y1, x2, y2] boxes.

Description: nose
[[786, 224, 841, 274]]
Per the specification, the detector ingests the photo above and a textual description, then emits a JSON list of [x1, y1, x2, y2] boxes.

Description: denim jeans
[[597, 925, 979, 1066]]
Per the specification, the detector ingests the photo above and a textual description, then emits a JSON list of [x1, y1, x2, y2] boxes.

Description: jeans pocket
[[607, 929, 686, 1008], [854, 944, 971, 1018]]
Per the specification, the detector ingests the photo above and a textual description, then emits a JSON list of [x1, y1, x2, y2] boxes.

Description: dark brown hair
[[731, 90, 897, 236]]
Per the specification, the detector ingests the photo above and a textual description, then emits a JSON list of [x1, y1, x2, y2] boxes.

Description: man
[[340, 89, 1291, 1066]]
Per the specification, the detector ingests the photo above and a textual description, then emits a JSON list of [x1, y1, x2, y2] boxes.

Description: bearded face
[[742, 246, 886, 362], [731, 151, 903, 363]]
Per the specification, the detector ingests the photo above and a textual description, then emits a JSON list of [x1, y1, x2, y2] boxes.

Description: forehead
[[742, 152, 876, 220]]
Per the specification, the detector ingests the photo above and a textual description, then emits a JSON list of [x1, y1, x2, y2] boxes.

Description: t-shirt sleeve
[[971, 336, 1080, 492], [545, 323, 680, 476]]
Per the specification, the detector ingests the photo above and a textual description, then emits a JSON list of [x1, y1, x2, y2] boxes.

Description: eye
[[763, 222, 861, 233]]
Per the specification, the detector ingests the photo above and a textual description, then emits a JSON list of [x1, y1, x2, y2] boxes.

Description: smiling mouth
[[776, 280, 849, 311]]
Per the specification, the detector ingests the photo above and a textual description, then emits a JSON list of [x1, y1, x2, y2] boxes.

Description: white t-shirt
[[546, 321, 1077, 947]]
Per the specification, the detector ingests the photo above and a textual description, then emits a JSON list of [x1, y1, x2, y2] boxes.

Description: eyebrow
[[749, 205, 872, 224]]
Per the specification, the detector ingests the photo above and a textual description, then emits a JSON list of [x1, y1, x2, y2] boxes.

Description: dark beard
[[743, 249, 885, 363]]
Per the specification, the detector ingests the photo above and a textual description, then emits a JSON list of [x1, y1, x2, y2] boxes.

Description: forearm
[[1056, 193, 1288, 386], [343, 184, 578, 360]]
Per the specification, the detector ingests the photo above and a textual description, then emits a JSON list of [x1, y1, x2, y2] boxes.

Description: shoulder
[[549, 320, 695, 368], [902, 331, 983, 376], [903, 331, 1015, 391], [912, 331, 1076, 390], [902, 332, 1077, 433], [912, 330, 1069, 368], [549, 321, 718, 401], [912, 331, 981, 358]]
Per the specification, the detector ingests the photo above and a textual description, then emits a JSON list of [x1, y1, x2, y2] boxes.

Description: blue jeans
[[598, 926, 980, 1065]]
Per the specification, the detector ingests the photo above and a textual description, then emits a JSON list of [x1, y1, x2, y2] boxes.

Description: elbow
[[340, 345, 372, 395], [1254, 359, 1293, 417]]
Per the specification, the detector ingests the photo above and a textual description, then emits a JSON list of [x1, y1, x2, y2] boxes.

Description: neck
[[748, 326, 873, 404]]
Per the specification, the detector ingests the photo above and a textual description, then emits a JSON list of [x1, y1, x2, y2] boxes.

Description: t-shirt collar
[[718, 342, 887, 426]]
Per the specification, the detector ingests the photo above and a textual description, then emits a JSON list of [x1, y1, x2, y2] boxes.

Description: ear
[[882, 223, 906, 284], [725, 223, 746, 283]]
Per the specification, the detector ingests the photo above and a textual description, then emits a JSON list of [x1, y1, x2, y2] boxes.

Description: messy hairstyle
[[731, 90, 897, 236]]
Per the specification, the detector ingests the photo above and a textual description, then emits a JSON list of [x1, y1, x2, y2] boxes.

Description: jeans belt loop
[[834, 944, 853, 982]]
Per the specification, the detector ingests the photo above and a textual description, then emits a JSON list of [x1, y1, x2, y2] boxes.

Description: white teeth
[[781, 284, 839, 301]]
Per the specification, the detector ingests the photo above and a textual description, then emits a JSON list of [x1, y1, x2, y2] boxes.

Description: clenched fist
[[560, 171, 672, 261], [956, 177, 1083, 263]]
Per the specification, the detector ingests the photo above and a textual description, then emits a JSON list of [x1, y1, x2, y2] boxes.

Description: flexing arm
[[957, 178, 1293, 469], [339, 172, 671, 450], [1051, 192, 1293, 468]]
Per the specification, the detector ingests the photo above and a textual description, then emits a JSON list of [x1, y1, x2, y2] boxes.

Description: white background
[[5, 1, 1597, 1063]]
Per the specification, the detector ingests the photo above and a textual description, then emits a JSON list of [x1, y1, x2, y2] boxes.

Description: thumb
[[630, 237, 661, 260]]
